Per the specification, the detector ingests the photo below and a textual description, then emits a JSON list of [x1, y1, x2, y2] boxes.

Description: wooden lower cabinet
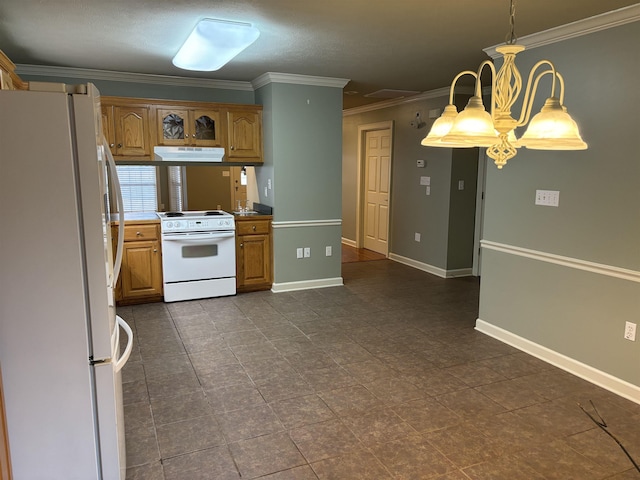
[[0, 366, 12, 480], [235, 216, 272, 292], [112, 222, 163, 304]]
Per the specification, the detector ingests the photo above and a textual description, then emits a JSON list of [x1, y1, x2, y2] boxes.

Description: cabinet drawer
[[123, 224, 158, 241], [236, 219, 270, 235]]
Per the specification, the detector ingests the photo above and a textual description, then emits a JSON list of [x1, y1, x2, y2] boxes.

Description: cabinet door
[[114, 106, 152, 157], [120, 240, 163, 298], [157, 108, 190, 146], [192, 108, 223, 147], [227, 109, 262, 160], [101, 105, 116, 155], [111, 226, 122, 302], [237, 234, 271, 288]]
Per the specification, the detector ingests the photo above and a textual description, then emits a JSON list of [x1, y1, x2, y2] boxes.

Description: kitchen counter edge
[[109, 212, 160, 225]]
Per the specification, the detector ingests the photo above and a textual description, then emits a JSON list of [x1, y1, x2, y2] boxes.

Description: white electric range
[[157, 210, 236, 302]]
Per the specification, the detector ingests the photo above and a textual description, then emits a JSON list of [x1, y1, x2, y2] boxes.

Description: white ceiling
[[1, 0, 637, 109]]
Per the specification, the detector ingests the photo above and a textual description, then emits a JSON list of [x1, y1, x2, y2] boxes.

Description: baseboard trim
[[271, 277, 344, 293], [341, 238, 357, 248], [475, 319, 640, 405], [389, 253, 472, 278]]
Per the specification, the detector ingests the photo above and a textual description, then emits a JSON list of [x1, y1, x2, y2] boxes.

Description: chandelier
[[421, 0, 587, 169]]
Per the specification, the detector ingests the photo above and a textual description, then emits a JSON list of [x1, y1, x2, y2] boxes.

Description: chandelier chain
[[506, 0, 518, 45]]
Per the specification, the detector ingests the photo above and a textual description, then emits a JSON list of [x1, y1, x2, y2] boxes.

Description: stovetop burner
[[165, 212, 184, 217], [204, 211, 224, 216]]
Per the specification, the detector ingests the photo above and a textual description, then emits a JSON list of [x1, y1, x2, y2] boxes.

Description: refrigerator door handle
[[103, 135, 125, 287], [114, 315, 133, 373]]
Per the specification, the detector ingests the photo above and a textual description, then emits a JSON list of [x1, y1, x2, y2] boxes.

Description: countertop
[[232, 211, 273, 219], [109, 212, 159, 225]]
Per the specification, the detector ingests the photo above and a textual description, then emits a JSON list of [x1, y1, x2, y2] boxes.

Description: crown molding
[[14, 64, 254, 90], [343, 86, 476, 116], [252, 72, 349, 90], [484, 4, 640, 58]]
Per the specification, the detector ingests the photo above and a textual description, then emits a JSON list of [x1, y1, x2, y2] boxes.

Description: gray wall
[[342, 96, 478, 273], [478, 21, 640, 387], [255, 81, 344, 286]]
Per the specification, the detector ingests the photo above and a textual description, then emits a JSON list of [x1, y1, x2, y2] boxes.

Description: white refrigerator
[[0, 83, 132, 479]]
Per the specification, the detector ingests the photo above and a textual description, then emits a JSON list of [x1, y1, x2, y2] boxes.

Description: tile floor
[[119, 260, 640, 479]]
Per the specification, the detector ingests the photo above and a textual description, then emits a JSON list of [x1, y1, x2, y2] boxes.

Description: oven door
[[161, 230, 236, 283]]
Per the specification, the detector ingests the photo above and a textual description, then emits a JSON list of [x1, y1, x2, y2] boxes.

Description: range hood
[[154, 146, 225, 162]]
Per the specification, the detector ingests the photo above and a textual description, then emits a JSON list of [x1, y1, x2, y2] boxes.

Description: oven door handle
[[162, 231, 236, 241]]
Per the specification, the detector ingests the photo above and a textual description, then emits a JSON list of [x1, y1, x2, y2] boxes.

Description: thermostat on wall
[[416, 160, 425, 168]]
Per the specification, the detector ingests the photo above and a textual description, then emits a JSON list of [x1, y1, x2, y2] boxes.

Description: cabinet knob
[[109, 143, 115, 148], [153, 249, 158, 252], [117, 143, 122, 148], [240, 243, 244, 248], [136, 231, 141, 236], [230, 146, 235, 150]]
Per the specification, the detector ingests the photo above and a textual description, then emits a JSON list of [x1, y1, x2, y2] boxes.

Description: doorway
[[356, 121, 393, 256]]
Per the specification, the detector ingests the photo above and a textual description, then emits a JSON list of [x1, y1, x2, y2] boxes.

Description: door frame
[[355, 121, 394, 251], [472, 150, 488, 277]]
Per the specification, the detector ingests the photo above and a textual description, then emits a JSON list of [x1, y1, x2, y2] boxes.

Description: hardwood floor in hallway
[[341, 244, 386, 263]]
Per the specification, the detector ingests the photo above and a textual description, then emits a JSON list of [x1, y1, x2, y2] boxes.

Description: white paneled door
[[364, 129, 391, 255]]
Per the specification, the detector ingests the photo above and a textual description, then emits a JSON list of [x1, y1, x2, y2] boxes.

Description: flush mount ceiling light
[[172, 19, 260, 71], [421, 0, 587, 169]]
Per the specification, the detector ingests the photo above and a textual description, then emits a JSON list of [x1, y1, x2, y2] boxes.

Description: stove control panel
[[161, 218, 234, 232]]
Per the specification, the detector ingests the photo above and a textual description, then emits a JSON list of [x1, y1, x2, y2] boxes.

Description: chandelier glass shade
[[421, 2, 587, 169]]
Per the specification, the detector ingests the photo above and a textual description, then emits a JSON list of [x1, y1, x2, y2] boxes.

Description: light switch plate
[[420, 176, 430, 186], [535, 190, 560, 207]]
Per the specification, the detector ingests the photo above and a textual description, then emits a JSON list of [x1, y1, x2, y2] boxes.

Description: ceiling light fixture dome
[[172, 19, 260, 72], [421, 0, 587, 169]]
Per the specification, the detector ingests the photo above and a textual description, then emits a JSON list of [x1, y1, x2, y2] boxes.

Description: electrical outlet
[[304, 247, 311, 258], [415, 233, 421, 242], [325, 246, 332, 256], [296, 248, 303, 259], [624, 321, 636, 341]]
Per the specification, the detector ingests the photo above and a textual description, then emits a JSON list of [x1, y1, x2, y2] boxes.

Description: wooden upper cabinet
[[1, 48, 26, 90], [101, 103, 153, 159], [157, 107, 223, 147], [226, 108, 263, 162], [100, 96, 263, 164]]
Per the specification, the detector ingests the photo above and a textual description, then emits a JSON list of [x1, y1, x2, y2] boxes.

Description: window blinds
[[167, 166, 185, 212], [115, 166, 158, 212]]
